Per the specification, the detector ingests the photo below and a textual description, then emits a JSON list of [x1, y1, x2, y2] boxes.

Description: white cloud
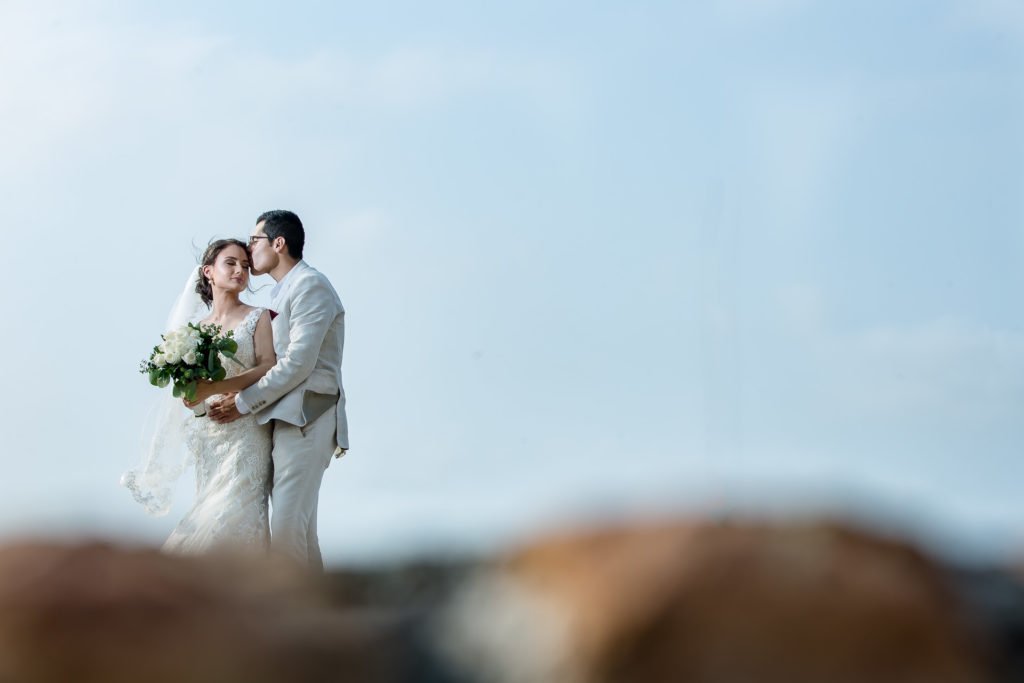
[[0, 3, 117, 165], [740, 79, 866, 229], [945, 0, 1024, 37], [772, 288, 1024, 428], [837, 318, 1024, 424], [0, 2, 574, 181]]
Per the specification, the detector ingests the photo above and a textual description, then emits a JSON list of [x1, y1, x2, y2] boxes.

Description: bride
[[122, 239, 276, 553]]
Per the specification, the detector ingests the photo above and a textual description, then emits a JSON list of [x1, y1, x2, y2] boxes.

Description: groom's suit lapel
[[269, 261, 309, 358], [271, 262, 306, 310]]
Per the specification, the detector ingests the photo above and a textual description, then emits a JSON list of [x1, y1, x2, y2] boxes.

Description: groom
[[208, 209, 349, 571]]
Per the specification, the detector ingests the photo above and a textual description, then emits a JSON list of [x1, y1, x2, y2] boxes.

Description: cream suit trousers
[[269, 408, 336, 571]]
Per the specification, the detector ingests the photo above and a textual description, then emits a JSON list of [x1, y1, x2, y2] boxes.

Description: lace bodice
[[220, 307, 263, 381]]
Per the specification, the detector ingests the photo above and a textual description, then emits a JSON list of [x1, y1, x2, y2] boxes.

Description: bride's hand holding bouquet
[[140, 322, 239, 417]]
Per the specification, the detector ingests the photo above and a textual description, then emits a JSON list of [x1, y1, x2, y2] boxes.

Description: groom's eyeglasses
[[248, 236, 271, 246]]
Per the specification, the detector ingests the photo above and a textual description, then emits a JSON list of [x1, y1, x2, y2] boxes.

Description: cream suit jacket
[[239, 260, 349, 451]]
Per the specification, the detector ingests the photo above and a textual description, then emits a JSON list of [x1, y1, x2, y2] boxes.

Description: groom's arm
[[238, 277, 337, 414]]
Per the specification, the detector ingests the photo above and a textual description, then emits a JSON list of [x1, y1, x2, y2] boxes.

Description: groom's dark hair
[[257, 209, 304, 260]]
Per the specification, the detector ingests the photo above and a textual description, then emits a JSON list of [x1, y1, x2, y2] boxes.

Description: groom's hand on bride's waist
[[207, 393, 242, 424]]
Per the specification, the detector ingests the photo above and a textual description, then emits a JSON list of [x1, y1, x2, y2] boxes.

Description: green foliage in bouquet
[[139, 322, 239, 402]]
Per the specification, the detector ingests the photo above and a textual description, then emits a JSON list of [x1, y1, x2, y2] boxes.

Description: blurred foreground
[[0, 518, 1022, 682]]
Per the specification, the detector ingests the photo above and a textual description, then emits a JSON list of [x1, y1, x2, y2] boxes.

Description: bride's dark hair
[[196, 239, 250, 307]]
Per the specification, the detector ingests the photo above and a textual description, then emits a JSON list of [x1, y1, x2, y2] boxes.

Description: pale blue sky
[[0, 0, 1020, 564]]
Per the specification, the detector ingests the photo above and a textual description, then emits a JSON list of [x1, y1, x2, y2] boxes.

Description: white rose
[[183, 350, 197, 365], [170, 326, 190, 340], [164, 347, 182, 364], [153, 353, 167, 367]]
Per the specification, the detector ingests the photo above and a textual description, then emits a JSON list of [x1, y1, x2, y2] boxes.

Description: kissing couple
[[123, 209, 349, 571]]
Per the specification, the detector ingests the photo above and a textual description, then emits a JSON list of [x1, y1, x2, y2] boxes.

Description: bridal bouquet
[[139, 322, 239, 417]]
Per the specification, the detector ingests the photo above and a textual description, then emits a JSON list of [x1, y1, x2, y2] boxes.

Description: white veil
[[121, 266, 208, 516]]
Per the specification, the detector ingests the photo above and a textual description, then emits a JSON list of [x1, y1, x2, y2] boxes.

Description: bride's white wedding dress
[[162, 307, 273, 553]]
